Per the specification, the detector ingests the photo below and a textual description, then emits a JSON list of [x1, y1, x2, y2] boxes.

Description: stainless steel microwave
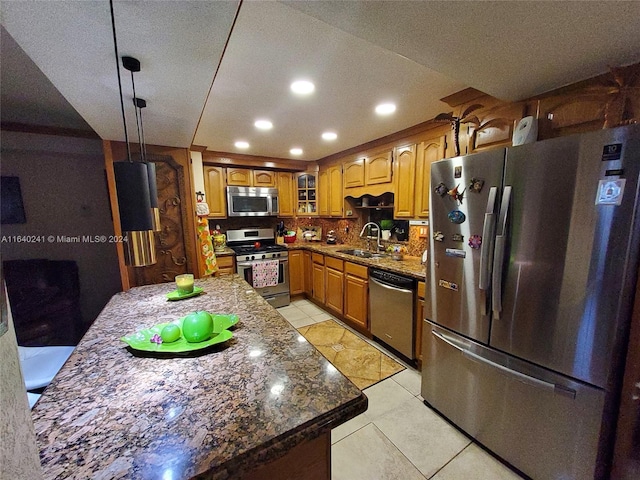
[[226, 186, 279, 217]]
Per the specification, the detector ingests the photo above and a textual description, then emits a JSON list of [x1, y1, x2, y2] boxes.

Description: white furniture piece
[[18, 346, 75, 391]]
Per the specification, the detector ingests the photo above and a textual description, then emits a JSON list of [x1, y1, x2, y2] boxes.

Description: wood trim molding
[[101, 140, 131, 291], [203, 150, 310, 171], [1, 121, 100, 139]]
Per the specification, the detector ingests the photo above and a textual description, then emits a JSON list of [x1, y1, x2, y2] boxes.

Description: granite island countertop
[[285, 242, 427, 280], [32, 275, 367, 479]]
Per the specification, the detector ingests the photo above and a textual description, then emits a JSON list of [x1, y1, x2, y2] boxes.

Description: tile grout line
[[425, 442, 473, 479]]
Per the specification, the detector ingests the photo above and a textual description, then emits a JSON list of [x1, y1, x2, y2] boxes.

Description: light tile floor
[[278, 298, 526, 480]]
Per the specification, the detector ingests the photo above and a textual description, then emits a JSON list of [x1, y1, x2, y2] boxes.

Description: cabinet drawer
[[325, 256, 344, 271], [417, 281, 425, 299], [217, 256, 235, 269], [312, 252, 324, 265], [345, 262, 368, 279]]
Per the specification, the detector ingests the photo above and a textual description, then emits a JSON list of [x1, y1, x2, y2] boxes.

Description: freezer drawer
[[421, 321, 605, 480]]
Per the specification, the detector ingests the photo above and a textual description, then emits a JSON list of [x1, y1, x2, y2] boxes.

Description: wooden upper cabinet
[[253, 170, 276, 187], [203, 166, 227, 218], [365, 150, 393, 185], [329, 165, 343, 217], [276, 172, 295, 217], [318, 169, 330, 216], [296, 173, 318, 216], [344, 159, 365, 188], [415, 136, 446, 218], [227, 168, 252, 186], [227, 168, 276, 187], [393, 145, 417, 218]]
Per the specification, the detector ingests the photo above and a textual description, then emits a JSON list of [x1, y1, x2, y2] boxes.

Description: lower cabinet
[[344, 262, 368, 331], [324, 256, 344, 315], [215, 255, 236, 276], [290, 251, 370, 334], [311, 253, 325, 304], [303, 251, 313, 296], [288, 249, 305, 295]]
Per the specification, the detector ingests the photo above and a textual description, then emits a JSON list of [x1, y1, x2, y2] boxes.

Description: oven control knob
[[262, 254, 266, 259], [251, 256, 255, 260]]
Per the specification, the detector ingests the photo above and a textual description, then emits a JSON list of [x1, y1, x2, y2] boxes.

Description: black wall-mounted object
[[1, 176, 27, 224]]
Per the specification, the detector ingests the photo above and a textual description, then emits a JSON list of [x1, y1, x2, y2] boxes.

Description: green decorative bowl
[[121, 313, 238, 354]]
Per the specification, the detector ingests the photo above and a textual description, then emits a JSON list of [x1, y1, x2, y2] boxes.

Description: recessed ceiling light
[[322, 131, 337, 141], [290, 148, 303, 155], [234, 141, 249, 149], [254, 119, 273, 130], [375, 103, 396, 115], [290, 80, 315, 95]]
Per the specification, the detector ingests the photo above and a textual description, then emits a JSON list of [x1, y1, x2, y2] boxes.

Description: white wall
[[1, 131, 121, 329], [190, 150, 205, 201]]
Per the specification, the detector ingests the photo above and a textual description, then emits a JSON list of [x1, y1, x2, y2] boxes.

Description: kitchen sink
[[336, 249, 387, 259]]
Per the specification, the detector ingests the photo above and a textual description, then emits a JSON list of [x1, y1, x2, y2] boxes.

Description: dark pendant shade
[[145, 161, 161, 232], [113, 161, 157, 267], [113, 161, 153, 232]]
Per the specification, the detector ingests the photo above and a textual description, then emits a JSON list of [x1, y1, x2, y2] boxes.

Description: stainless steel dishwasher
[[369, 268, 415, 359]]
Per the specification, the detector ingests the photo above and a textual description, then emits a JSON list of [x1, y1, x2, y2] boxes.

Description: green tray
[[166, 286, 204, 301], [121, 314, 238, 354]]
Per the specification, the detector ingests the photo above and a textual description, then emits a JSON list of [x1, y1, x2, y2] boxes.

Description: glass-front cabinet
[[296, 173, 317, 215]]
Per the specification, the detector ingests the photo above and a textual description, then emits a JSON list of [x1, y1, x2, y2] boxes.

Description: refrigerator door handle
[[431, 329, 577, 399], [479, 187, 498, 290], [492, 186, 512, 318]]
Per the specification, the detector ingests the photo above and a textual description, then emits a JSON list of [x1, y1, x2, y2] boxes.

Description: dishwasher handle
[[370, 276, 414, 294]]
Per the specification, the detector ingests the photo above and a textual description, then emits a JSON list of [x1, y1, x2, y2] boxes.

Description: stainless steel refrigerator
[[421, 124, 640, 479]]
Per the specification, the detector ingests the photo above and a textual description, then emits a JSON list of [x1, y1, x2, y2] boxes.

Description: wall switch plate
[[346, 209, 353, 216]]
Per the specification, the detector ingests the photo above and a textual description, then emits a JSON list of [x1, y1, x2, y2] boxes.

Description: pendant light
[[123, 56, 161, 233], [109, 0, 156, 267]]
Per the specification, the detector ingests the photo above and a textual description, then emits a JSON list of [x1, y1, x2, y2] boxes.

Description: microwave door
[[229, 195, 270, 216]]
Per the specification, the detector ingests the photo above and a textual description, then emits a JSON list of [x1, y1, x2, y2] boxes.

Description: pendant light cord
[[131, 71, 144, 162], [139, 104, 147, 161], [109, 0, 132, 163]]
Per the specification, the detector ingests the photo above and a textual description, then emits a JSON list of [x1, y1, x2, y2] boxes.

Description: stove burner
[[230, 244, 288, 255]]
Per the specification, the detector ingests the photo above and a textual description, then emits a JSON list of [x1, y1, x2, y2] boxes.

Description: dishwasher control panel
[[369, 269, 414, 290]]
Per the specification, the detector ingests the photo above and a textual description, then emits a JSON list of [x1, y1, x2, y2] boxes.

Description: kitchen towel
[[196, 216, 218, 276], [252, 260, 279, 288]]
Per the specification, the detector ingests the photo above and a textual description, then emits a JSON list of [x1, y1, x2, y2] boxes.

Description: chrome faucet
[[360, 222, 384, 252]]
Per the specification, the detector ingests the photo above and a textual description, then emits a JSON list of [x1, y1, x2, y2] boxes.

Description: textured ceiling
[[2, 1, 639, 161]]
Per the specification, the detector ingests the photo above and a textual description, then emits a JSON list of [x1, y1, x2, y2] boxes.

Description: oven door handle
[[237, 259, 288, 268]]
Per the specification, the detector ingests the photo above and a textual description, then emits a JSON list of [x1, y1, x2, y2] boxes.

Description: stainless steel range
[[226, 228, 290, 308]]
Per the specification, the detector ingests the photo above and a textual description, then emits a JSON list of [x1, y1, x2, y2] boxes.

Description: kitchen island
[[31, 275, 367, 479]]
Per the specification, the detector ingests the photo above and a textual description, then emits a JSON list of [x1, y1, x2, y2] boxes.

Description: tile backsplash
[[208, 216, 428, 256]]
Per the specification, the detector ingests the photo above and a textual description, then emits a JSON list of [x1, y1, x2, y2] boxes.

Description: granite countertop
[[32, 275, 367, 479], [213, 247, 235, 257], [286, 243, 427, 280]]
